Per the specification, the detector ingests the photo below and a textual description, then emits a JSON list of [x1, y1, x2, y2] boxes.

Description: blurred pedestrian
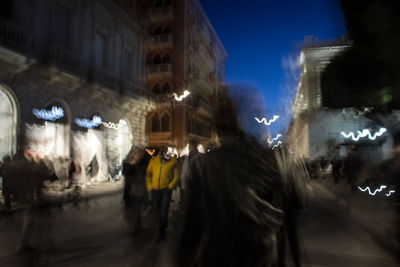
[[179, 139, 200, 208], [146, 146, 180, 241], [123, 147, 150, 236], [329, 145, 343, 184], [341, 145, 363, 192], [177, 93, 312, 267]]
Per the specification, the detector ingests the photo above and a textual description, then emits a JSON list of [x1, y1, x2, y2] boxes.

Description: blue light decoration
[[75, 115, 103, 129], [32, 106, 64, 121]]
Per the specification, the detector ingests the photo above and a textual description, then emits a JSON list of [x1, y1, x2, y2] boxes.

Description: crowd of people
[[4, 90, 398, 266]]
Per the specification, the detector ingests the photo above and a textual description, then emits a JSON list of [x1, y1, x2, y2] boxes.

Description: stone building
[[287, 36, 393, 163], [139, 0, 227, 153], [0, 0, 155, 182]]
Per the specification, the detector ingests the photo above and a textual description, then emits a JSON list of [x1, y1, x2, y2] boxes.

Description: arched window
[[152, 84, 162, 94], [152, 55, 162, 64], [162, 83, 170, 94], [162, 54, 171, 64], [161, 113, 170, 132], [163, 26, 172, 35], [151, 114, 160, 132], [153, 27, 162, 35]]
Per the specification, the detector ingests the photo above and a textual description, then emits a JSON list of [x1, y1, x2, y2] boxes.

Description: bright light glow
[[255, 115, 279, 126], [75, 115, 103, 129], [341, 128, 387, 141], [386, 190, 395, 197], [102, 119, 127, 129], [272, 141, 282, 150], [357, 185, 387, 196], [25, 122, 48, 129], [172, 90, 190, 101], [33, 106, 64, 121], [267, 134, 282, 144]]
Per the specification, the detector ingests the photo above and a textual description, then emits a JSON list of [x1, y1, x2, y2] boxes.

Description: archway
[[0, 84, 18, 160]]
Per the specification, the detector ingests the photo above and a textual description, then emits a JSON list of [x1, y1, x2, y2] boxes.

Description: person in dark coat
[[177, 93, 311, 267], [123, 147, 150, 236]]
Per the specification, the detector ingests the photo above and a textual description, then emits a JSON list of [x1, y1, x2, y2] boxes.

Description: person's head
[[127, 147, 144, 163], [188, 139, 198, 154], [158, 146, 168, 159]]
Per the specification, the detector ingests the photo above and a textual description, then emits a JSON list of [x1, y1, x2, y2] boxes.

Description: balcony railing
[[151, 34, 172, 47], [304, 36, 352, 48], [0, 16, 32, 52], [50, 44, 86, 77], [146, 63, 172, 79], [148, 6, 173, 22], [198, 99, 213, 114], [192, 44, 213, 70]]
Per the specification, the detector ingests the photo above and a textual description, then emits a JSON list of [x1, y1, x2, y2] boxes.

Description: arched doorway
[[0, 85, 18, 160], [104, 119, 132, 180]]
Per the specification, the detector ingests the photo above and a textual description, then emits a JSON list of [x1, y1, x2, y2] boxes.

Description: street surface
[[0, 179, 398, 266]]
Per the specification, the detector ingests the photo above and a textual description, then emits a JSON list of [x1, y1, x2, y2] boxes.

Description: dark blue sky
[[199, 0, 347, 135]]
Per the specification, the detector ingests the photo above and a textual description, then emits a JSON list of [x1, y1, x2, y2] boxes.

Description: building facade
[[0, 0, 155, 182], [287, 36, 393, 162], [139, 0, 227, 153]]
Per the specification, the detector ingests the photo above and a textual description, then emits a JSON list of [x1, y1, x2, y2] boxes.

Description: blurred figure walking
[[179, 139, 200, 208], [146, 147, 180, 241], [177, 93, 311, 267], [123, 147, 150, 236]]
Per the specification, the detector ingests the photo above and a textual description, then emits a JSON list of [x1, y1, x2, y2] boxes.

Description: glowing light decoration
[[102, 119, 127, 129], [75, 115, 103, 129], [255, 115, 279, 126], [25, 122, 48, 129], [33, 106, 64, 121], [272, 141, 282, 150], [386, 190, 395, 197], [357, 185, 387, 196], [267, 134, 282, 144], [340, 128, 387, 141], [172, 90, 190, 101]]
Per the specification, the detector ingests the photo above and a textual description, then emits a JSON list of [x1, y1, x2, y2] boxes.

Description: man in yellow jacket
[[146, 146, 180, 240]]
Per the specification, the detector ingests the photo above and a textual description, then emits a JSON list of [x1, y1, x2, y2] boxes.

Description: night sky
[[199, 0, 347, 137]]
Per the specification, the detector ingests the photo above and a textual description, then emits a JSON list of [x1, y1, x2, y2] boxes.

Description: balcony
[[189, 70, 213, 95], [146, 63, 172, 79], [49, 44, 86, 78], [88, 67, 119, 92], [198, 98, 213, 115], [148, 6, 173, 23], [0, 16, 32, 53], [191, 43, 213, 71], [149, 34, 173, 49]]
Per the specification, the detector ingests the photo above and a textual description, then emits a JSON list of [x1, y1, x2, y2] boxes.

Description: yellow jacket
[[146, 156, 180, 191]]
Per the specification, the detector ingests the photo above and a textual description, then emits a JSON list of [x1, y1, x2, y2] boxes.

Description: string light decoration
[[386, 190, 395, 197], [267, 134, 282, 144], [357, 185, 387, 196], [172, 90, 190, 101], [32, 106, 64, 121], [25, 122, 48, 129], [102, 119, 127, 129], [272, 141, 282, 150], [255, 115, 279, 126], [75, 115, 103, 129], [340, 128, 387, 141]]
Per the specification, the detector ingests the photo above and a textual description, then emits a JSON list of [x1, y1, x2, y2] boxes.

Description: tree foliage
[[321, 0, 400, 109]]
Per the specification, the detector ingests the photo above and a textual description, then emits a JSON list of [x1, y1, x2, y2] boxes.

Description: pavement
[[0, 177, 398, 266]]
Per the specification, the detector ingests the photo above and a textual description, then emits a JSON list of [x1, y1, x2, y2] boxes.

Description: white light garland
[[357, 185, 387, 196], [32, 106, 64, 121], [102, 119, 127, 129], [172, 90, 191, 101], [75, 115, 103, 129], [386, 190, 395, 197], [272, 141, 282, 150], [255, 115, 279, 126], [267, 134, 282, 144], [340, 128, 387, 141], [25, 122, 48, 129]]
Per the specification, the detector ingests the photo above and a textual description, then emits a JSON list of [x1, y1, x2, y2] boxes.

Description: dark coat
[[123, 154, 149, 200]]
